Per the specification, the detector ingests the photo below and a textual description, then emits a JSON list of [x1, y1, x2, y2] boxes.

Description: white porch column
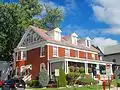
[[110, 64, 113, 75], [47, 62, 49, 75], [66, 61, 68, 74], [64, 61, 67, 74], [96, 64, 100, 75], [85, 63, 88, 74]]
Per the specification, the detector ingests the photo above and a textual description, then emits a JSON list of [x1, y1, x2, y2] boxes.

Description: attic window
[[86, 40, 91, 48]]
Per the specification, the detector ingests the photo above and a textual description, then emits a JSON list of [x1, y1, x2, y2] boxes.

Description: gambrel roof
[[17, 26, 100, 53]]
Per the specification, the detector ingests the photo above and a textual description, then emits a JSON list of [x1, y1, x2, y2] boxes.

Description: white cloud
[[104, 27, 120, 35], [39, 1, 65, 13], [62, 25, 103, 37], [91, 37, 118, 47], [92, 0, 120, 34]]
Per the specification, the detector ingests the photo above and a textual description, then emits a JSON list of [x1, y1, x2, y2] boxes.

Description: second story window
[[92, 54, 95, 60], [40, 46, 45, 57], [21, 51, 27, 60], [75, 50, 79, 58], [65, 49, 70, 57], [53, 46, 58, 57], [15, 52, 18, 60]]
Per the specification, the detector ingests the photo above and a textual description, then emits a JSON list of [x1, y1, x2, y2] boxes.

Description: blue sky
[[4, 0, 120, 47]]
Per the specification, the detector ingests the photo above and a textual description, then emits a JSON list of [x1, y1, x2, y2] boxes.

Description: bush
[[74, 67, 79, 72], [88, 68, 92, 73], [79, 67, 85, 73], [58, 68, 67, 87], [39, 67, 49, 87], [69, 66, 74, 72], [27, 80, 39, 87], [78, 77, 98, 85]]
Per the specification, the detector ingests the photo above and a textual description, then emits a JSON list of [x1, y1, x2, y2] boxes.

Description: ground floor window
[[99, 65, 106, 74]]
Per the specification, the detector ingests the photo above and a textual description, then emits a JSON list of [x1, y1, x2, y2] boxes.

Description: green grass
[[26, 85, 102, 90]]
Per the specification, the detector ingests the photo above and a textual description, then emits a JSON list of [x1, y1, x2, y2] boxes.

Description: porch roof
[[49, 57, 113, 65]]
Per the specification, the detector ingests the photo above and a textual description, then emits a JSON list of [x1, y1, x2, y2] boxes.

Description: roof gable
[[17, 26, 45, 48]]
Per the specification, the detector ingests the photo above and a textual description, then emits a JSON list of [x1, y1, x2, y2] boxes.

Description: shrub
[[78, 77, 98, 85], [69, 66, 74, 72], [58, 68, 67, 87], [88, 68, 92, 73], [74, 67, 79, 72], [79, 67, 85, 73], [39, 67, 49, 87], [27, 80, 39, 87]]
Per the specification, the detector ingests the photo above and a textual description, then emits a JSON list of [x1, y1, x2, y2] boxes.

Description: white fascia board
[[47, 43, 98, 54]]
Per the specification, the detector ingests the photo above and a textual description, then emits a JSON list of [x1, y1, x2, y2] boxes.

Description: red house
[[14, 26, 113, 80]]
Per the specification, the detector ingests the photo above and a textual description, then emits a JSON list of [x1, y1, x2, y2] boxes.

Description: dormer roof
[[16, 26, 100, 53]]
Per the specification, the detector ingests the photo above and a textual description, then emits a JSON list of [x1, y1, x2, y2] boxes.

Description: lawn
[[26, 85, 102, 90]]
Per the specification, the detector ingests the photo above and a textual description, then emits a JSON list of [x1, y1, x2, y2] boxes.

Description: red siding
[[18, 52, 21, 60], [49, 45, 53, 59], [79, 51, 86, 58], [95, 54, 100, 60], [59, 47, 65, 57], [16, 45, 48, 79], [87, 53, 92, 59], [70, 49, 75, 57]]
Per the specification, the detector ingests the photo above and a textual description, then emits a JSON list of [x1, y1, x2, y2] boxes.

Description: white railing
[[23, 74, 32, 82]]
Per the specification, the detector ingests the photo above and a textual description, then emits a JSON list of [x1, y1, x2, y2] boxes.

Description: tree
[[0, 0, 64, 61], [58, 68, 67, 87], [39, 67, 49, 87]]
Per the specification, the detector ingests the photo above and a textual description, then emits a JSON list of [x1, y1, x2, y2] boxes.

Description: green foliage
[[58, 68, 67, 87], [88, 68, 92, 73], [69, 66, 74, 72], [79, 67, 85, 73], [0, 0, 63, 61], [27, 80, 39, 87], [79, 77, 98, 85], [39, 67, 49, 87]]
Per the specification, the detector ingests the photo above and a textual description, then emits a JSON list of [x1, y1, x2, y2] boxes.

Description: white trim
[[17, 26, 32, 48], [47, 45, 49, 60], [47, 43, 98, 54], [15, 41, 47, 52], [40, 46, 45, 57], [53, 46, 59, 57], [49, 58, 113, 65]]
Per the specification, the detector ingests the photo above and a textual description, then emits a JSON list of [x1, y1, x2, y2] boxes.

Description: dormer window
[[47, 28, 62, 41], [86, 37, 91, 48], [71, 33, 78, 45]]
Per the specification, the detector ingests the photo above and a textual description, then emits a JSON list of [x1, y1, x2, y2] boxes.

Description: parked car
[[2, 78, 25, 90]]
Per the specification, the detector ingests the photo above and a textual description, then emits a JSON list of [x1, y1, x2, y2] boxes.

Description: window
[[86, 40, 90, 47], [53, 46, 58, 57], [75, 50, 79, 58], [40, 46, 45, 57], [65, 49, 70, 57], [21, 51, 27, 60], [92, 54, 95, 60], [15, 52, 18, 60]]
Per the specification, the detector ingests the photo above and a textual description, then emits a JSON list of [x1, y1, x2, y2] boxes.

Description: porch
[[49, 57, 113, 80]]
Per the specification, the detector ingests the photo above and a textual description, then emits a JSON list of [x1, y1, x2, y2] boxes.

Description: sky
[[4, 0, 120, 47]]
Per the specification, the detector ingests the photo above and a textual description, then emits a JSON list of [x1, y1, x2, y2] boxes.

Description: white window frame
[[21, 51, 27, 60], [92, 53, 95, 60], [75, 50, 79, 58], [15, 52, 18, 61], [53, 46, 58, 57], [86, 40, 91, 48], [65, 48, 70, 57], [40, 46, 45, 57]]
